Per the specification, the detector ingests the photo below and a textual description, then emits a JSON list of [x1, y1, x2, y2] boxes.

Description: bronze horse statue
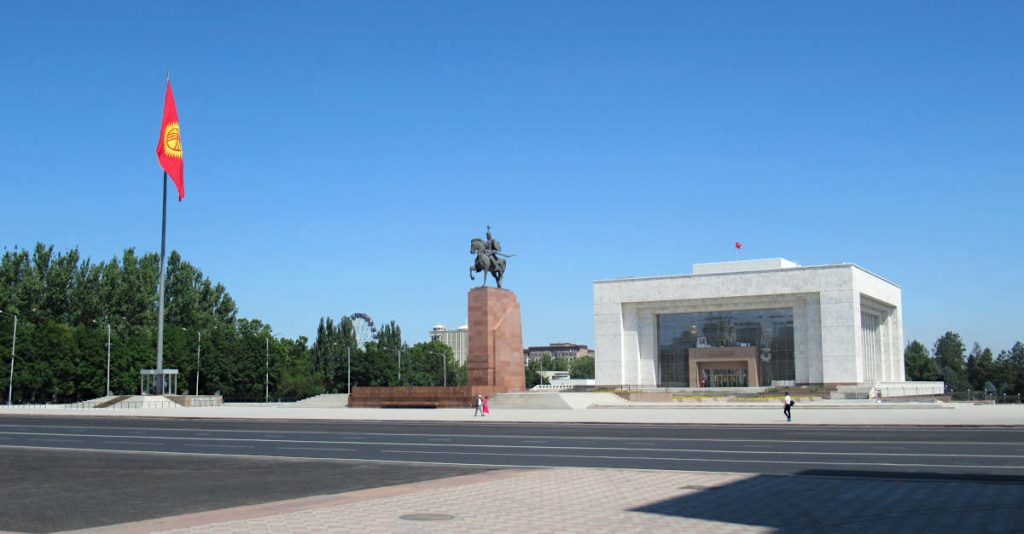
[[470, 238, 507, 288]]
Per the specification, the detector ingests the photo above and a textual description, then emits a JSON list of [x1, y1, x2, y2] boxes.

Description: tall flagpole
[[155, 171, 169, 395]]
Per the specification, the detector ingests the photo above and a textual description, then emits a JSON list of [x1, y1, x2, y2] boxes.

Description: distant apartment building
[[524, 343, 594, 363], [430, 323, 468, 365]]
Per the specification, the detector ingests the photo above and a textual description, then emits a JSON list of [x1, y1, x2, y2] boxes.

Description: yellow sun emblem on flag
[[162, 122, 183, 159]]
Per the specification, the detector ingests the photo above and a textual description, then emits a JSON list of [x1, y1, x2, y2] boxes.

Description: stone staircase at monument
[[489, 392, 630, 410], [93, 395, 130, 408], [288, 393, 349, 408], [80, 395, 183, 409]]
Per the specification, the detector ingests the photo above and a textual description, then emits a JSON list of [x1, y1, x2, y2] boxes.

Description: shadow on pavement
[[0, 447, 493, 533], [632, 470, 1023, 533]]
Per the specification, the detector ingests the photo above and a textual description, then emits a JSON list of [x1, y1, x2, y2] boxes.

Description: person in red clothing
[[482, 395, 490, 415]]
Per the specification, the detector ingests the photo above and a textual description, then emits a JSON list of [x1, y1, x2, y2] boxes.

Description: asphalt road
[[2, 415, 1023, 479]]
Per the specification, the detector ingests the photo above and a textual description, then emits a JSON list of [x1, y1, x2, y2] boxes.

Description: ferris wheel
[[349, 312, 378, 348]]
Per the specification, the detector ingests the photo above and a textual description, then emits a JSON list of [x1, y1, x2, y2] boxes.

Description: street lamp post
[[195, 330, 201, 396], [347, 345, 351, 394], [93, 318, 115, 396], [265, 336, 270, 403], [4, 313, 17, 406], [397, 349, 401, 385], [443, 352, 447, 387], [105, 322, 111, 396]]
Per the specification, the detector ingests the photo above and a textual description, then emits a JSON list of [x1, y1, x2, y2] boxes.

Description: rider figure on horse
[[485, 225, 501, 264], [470, 225, 512, 288]]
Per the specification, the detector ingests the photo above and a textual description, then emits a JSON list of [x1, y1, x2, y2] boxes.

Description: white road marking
[[381, 449, 1024, 471], [182, 443, 252, 449], [2, 425, 1013, 448], [0, 422, 1019, 447], [0, 430, 1020, 461], [278, 447, 356, 453], [2, 443, 1017, 476]]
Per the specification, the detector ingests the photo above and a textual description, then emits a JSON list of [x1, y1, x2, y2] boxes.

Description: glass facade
[[656, 308, 795, 387]]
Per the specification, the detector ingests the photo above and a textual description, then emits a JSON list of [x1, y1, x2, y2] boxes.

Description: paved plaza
[[1, 405, 1019, 533], [2, 401, 1021, 426], [60, 467, 1022, 534]]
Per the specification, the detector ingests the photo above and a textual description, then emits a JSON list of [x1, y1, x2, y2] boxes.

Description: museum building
[[593, 259, 907, 388]]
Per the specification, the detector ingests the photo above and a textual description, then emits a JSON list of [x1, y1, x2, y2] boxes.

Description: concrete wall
[[594, 262, 903, 387]]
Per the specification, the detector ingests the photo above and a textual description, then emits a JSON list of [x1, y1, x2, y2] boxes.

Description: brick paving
[[73, 468, 1023, 534]]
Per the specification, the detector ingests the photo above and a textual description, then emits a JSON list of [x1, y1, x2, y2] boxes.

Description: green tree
[[539, 353, 569, 372], [933, 332, 967, 390], [994, 342, 1024, 395], [401, 340, 457, 386], [277, 336, 323, 400], [966, 343, 996, 391], [525, 358, 543, 388], [934, 332, 966, 373], [904, 340, 936, 381], [570, 356, 595, 379], [311, 316, 357, 392]]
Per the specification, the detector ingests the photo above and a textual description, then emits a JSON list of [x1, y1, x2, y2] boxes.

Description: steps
[[289, 393, 349, 409], [830, 385, 875, 400], [488, 393, 572, 410], [92, 395, 182, 409], [558, 392, 630, 409], [94, 395, 130, 408]]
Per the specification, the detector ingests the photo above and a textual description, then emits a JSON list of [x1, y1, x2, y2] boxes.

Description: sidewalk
[[2, 402, 1021, 426], [63, 466, 1023, 534]]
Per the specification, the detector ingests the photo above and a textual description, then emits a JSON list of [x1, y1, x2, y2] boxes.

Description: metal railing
[[949, 391, 1022, 404]]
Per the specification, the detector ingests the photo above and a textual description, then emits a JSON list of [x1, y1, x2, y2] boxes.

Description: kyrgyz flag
[[156, 80, 185, 201]]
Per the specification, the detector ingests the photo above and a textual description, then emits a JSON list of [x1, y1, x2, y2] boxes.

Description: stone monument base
[[467, 287, 526, 393]]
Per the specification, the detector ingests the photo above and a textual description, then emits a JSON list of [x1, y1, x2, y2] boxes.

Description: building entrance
[[700, 367, 749, 387]]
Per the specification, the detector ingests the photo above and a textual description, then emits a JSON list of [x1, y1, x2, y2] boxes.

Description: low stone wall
[[874, 381, 945, 398], [348, 386, 503, 408]]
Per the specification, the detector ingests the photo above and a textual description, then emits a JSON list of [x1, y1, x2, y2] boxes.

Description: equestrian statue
[[470, 225, 513, 288]]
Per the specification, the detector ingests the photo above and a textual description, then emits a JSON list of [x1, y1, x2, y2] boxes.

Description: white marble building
[[593, 258, 906, 388]]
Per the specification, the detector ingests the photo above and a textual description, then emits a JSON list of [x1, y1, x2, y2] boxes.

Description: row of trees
[[0, 243, 467, 403], [905, 331, 1024, 395], [525, 354, 595, 389], [310, 316, 465, 393]]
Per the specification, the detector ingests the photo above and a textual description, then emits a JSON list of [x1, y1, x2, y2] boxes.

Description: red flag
[[735, 241, 742, 250], [156, 80, 185, 201]]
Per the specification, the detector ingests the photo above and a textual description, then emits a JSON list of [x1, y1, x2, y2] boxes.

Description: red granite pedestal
[[467, 287, 526, 393]]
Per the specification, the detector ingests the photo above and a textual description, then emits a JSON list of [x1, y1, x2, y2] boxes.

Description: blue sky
[[2, 2, 1021, 352]]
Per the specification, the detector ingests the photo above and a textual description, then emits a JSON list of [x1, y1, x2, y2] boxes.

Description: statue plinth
[[467, 287, 525, 393]]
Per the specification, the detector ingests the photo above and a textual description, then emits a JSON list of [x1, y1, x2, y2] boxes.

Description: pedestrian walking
[[474, 394, 484, 416], [783, 391, 794, 422], [482, 395, 490, 416]]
